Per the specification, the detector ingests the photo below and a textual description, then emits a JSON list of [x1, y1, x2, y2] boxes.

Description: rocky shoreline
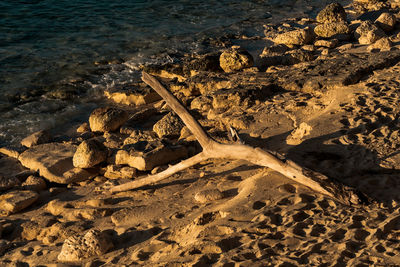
[[2, 0, 400, 266]]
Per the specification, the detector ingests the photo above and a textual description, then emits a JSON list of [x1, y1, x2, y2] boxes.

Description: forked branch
[[110, 72, 367, 206]]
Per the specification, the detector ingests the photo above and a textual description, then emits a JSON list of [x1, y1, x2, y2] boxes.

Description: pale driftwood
[[110, 72, 367, 206]]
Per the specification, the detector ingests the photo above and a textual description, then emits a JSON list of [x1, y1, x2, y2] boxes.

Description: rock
[[20, 130, 51, 148], [0, 176, 21, 191], [21, 221, 42, 241], [104, 165, 136, 179], [0, 147, 23, 159], [73, 139, 108, 168], [104, 85, 161, 106], [77, 123, 90, 133], [314, 39, 339, 48], [89, 107, 129, 133], [367, 37, 393, 51], [19, 143, 95, 184], [286, 122, 312, 145], [0, 239, 10, 255], [111, 206, 154, 226], [153, 113, 184, 138], [274, 28, 314, 46], [185, 53, 223, 73], [0, 190, 39, 215], [194, 189, 224, 203], [260, 44, 289, 57], [46, 199, 109, 220], [314, 22, 350, 39], [58, 229, 113, 262], [355, 21, 386, 44], [21, 175, 47, 192], [375, 12, 397, 32], [116, 141, 188, 171], [219, 47, 254, 72], [316, 3, 347, 24]]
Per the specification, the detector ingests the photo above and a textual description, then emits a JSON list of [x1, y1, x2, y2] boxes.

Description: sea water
[[0, 0, 349, 147]]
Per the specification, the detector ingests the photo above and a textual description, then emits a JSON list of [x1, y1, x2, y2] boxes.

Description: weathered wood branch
[[110, 72, 367, 206]]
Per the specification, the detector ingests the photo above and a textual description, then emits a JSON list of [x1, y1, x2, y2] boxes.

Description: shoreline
[[2, 0, 400, 265]]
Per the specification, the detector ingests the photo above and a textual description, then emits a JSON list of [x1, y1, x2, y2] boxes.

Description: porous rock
[[20, 130, 51, 148], [375, 12, 397, 32], [219, 47, 254, 72], [58, 229, 113, 262], [314, 22, 350, 39], [89, 107, 129, 132], [104, 164, 136, 179], [21, 175, 47, 192], [274, 27, 314, 46], [19, 143, 95, 184], [194, 189, 224, 203], [316, 2, 347, 24], [0, 190, 39, 215], [355, 21, 386, 44], [153, 112, 184, 138], [367, 37, 393, 51], [73, 139, 108, 168]]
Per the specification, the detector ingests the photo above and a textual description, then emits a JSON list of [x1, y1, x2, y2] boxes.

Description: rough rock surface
[[19, 143, 95, 184], [194, 189, 225, 203], [153, 112, 184, 138], [314, 22, 350, 38], [355, 21, 386, 44], [58, 229, 113, 262], [21, 175, 47, 192], [0, 176, 21, 191], [73, 139, 108, 168], [89, 107, 129, 132], [368, 37, 393, 51], [219, 47, 254, 72], [104, 165, 136, 179], [0, 190, 39, 215], [274, 28, 314, 46], [20, 130, 51, 148], [316, 2, 347, 24], [375, 12, 397, 32]]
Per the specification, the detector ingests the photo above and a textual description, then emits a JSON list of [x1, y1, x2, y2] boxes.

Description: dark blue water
[[0, 0, 348, 146]]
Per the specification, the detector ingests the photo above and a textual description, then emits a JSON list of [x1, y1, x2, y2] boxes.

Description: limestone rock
[[194, 189, 224, 203], [77, 123, 90, 133], [21, 221, 42, 241], [20, 130, 51, 148], [19, 143, 95, 184], [314, 39, 338, 48], [367, 37, 393, 51], [314, 22, 350, 39], [115, 141, 188, 171], [316, 3, 347, 24], [185, 53, 223, 73], [355, 21, 386, 44], [89, 107, 129, 133], [21, 175, 47, 192], [153, 112, 184, 138], [104, 165, 136, 179], [0, 176, 21, 191], [274, 27, 314, 46], [58, 229, 113, 262], [104, 86, 161, 106], [375, 12, 397, 32], [73, 139, 108, 168], [219, 47, 254, 72], [0, 190, 39, 215]]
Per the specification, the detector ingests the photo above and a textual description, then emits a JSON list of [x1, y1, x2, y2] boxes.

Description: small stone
[[21, 175, 47, 192], [104, 165, 136, 179], [0, 176, 21, 191], [274, 27, 315, 46], [153, 112, 184, 138], [314, 39, 338, 48], [58, 229, 113, 262], [316, 2, 347, 24], [0, 190, 39, 215], [367, 37, 393, 51], [20, 130, 51, 148], [219, 47, 254, 72], [375, 12, 397, 32], [111, 206, 153, 226], [77, 123, 90, 133], [314, 22, 350, 39], [73, 139, 108, 168], [355, 21, 386, 44], [21, 221, 41, 241], [89, 107, 129, 133], [194, 189, 224, 203]]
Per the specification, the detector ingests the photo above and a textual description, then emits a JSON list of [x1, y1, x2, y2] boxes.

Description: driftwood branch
[[110, 72, 367, 206]]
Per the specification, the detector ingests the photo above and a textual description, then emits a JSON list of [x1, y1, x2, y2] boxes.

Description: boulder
[[153, 112, 184, 138], [375, 12, 397, 32], [20, 130, 51, 148], [314, 22, 350, 39], [104, 165, 136, 179], [58, 229, 113, 262], [0, 190, 39, 215], [21, 175, 47, 192], [219, 46, 254, 72], [73, 139, 108, 168], [19, 143, 95, 184], [89, 107, 129, 133], [316, 3, 347, 24], [274, 28, 315, 46], [355, 21, 386, 44]]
